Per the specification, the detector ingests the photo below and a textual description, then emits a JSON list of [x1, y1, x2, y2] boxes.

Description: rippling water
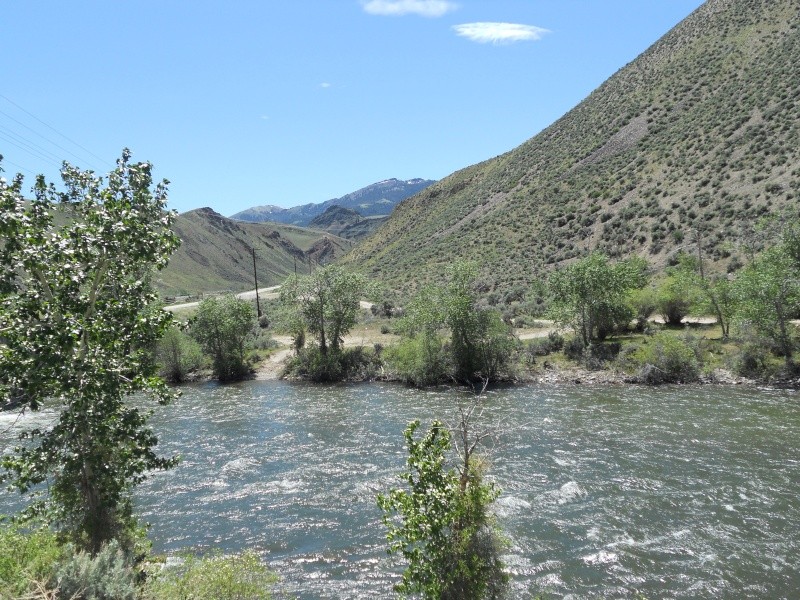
[[2, 382, 799, 598]]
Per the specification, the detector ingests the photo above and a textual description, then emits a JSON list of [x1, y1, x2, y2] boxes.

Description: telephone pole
[[252, 246, 262, 318]]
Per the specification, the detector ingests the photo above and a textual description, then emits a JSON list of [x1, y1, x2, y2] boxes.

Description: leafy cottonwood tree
[[391, 285, 449, 386], [191, 295, 255, 382], [548, 253, 646, 346], [0, 151, 179, 553], [391, 263, 517, 385], [734, 244, 800, 369], [280, 265, 368, 355], [377, 419, 506, 599]]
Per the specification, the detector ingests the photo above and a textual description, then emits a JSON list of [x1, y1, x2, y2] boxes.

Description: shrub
[[629, 287, 659, 331], [286, 346, 382, 382], [54, 540, 137, 600], [0, 524, 64, 599], [474, 311, 519, 381], [632, 333, 700, 384], [563, 336, 585, 360], [146, 550, 276, 600], [526, 331, 564, 358], [191, 295, 256, 382], [156, 327, 204, 384], [387, 335, 448, 387], [733, 342, 771, 379]]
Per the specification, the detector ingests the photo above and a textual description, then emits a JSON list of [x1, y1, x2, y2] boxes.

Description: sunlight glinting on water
[[2, 381, 798, 598]]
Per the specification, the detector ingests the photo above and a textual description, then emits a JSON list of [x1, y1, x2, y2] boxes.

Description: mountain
[[230, 178, 435, 226], [307, 205, 389, 240], [155, 208, 353, 297], [344, 0, 800, 297], [308, 205, 363, 236]]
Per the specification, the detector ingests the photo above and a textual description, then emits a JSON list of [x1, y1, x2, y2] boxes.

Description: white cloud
[[319, 82, 332, 89], [362, 0, 458, 18], [453, 22, 550, 44]]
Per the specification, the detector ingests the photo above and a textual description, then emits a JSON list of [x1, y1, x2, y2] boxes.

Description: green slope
[[155, 208, 353, 296], [344, 0, 800, 298]]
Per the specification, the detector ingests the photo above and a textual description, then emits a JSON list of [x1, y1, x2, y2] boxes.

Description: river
[[1, 381, 799, 598]]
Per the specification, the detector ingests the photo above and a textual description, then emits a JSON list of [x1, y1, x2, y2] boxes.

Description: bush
[[191, 295, 256, 382], [286, 346, 382, 382], [629, 286, 658, 331], [387, 335, 449, 387], [632, 333, 700, 384], [526, 331, 564, 358], [0, 524, 64, 598], [54, 540, 137, 600], [474, 311, 519, 381], [146, 550, 275, 600], [733, 342, 771, 379], [156, 327, 204, 384], [563, 337, 585, 360]]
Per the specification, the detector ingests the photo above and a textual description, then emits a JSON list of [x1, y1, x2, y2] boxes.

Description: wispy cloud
[[319, 82, 332, 89], [453, 22, 550, 44], [362, 0, 458, 18]]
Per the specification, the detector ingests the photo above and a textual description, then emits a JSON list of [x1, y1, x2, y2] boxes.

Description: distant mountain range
[[230, 178, 435, 227]]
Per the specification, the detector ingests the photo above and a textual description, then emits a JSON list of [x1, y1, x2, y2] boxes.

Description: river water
[[1, 381, 799, 598]]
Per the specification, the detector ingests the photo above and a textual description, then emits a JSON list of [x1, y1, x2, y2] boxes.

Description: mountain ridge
[[230, 177, 435, 226], [343, 0, 800, 297]]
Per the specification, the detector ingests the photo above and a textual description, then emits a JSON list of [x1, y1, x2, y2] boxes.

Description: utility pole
[[252, 246, 262, 318]]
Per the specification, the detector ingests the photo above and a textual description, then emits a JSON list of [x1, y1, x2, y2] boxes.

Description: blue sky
[[1, 0, 704, 215]]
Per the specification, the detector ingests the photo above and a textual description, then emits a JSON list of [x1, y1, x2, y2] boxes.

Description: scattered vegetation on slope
[[344, 0, 800, 299]]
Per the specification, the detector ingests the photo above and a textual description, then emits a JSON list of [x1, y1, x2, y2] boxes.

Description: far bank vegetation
[[157, 219, 800, 388]]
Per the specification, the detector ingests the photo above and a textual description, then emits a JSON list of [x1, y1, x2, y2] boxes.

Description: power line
[[0, 94, 114, 170], [0, 106, 103, 172], [0, 130, 64, 170], [0, 123, 66, 166], [0, 157, 36, 177]]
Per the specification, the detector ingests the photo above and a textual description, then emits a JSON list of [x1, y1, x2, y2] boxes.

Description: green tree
[[280, 265, 368, 355], [391, 285, 448, 386], [444, 262, 485, 381], [734, 244, 800, 369], [191, 295, 255, 382], [155, 325, 204, 384], [548, 253, 646, 346], [655, 255, 701, 326], [699, 275, 737, 340], [0, 150, 179, 554], [377, 419, 506, 599], [391, 264, 517, 385]]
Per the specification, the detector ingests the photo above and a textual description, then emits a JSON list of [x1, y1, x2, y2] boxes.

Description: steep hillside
[[231, 178, 435, 226], [155, 208, 353, 296], [307, 205, 389, 240], [308, 205, 363, 236], [345, 0, 800, 298]]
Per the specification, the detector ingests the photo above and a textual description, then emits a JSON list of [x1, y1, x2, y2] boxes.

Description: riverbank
[[253, 346, 766, 388]]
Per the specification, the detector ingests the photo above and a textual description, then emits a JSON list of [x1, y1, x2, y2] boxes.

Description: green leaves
[[280, 265, 369, 355], [548, 252, 645, 345], [0, 151, 179, 552], [733, 243, 800, 366], [191, 295, 256, 382], [378, 420, 506, 599]]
